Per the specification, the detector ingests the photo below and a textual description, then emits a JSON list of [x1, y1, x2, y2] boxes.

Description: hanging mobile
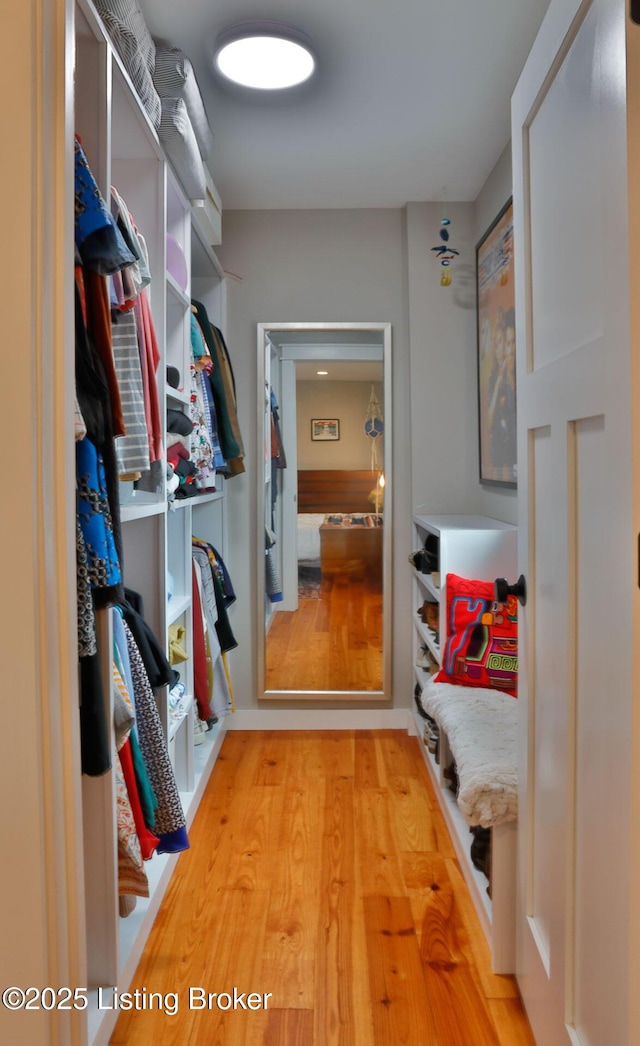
[[431, 198, 459, 285]]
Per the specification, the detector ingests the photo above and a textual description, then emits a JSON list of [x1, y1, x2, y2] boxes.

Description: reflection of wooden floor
[[266, 568, 383, 691]]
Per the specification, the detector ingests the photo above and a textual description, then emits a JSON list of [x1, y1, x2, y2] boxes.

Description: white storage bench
[[416, 678, 518, 973]]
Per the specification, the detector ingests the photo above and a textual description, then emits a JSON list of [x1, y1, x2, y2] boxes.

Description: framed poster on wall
[[476, 198, 517, 488], [311, 418, 340, 441]]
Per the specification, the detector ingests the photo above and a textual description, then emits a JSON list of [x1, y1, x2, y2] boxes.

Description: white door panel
[[513, 0, 636, 1043], [529, 423, 568, 975], [528, 2, 605, 366], [572, 414, 616, 1046]]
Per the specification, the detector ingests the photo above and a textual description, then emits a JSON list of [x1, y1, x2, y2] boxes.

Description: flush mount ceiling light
[[213, 21, 316, 90]]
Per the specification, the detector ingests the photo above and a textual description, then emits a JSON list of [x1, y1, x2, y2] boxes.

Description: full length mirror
[[257, 323, 392, 700]]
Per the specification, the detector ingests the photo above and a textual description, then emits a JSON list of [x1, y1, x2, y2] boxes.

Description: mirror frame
[[256, 321, 392, 701]]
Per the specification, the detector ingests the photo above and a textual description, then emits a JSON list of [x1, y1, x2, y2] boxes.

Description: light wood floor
[[265, 570, 383, 691], [110, 730, 535, 1045]]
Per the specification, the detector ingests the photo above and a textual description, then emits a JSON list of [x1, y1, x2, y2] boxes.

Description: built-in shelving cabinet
[[410, 513, 518, 972], [74, 3, 229, 1042]]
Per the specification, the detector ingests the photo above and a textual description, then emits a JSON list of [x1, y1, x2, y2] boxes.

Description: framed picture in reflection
[[311, 418, 340, 441]]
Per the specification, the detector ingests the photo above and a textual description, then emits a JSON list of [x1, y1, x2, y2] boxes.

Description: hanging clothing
[[119, 738, 160, 861], [75, 278, 125, 596], [199, 369, 226, 471], [270, 388, 287, 525], [76, 521, 97, 659], [123, 620, 189, 853], [113, 660, 160, 861], [191, 560, 216, 724], [81, 268, 126, 437], [265, 526, 283, 604], [114, 750, 149, 901], [192, 538, 237, 651], [113, 608, 158, 831], [133, 289, 164, 492], [270, 388, 286, 468], [79, 653, 111, 777], [191, 314, 225, 473], [76, 436, 122, 594], [110, 186, 150, 297], [191, 554, 233, 719], [191, 299, 245, 474], [211, 323, 245, 474], [187, 317, 214, 487], [112, 308, 150, 478], [74, 137, 136, 275], [121, 588, 179, 691]]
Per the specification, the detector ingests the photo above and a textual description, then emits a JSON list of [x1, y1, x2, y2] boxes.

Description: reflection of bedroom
[[265, 358, 385, 692]]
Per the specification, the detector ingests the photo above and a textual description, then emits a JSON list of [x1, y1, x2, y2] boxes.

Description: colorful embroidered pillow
[[435, 573, 518, 696]]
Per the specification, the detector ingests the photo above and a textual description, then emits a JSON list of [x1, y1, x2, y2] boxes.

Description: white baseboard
[[227, 708, 413, 731]]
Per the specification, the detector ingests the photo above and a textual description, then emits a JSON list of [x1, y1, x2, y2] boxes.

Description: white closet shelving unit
[[410, 513, 518, 972], [75, 3, 230, 1042]]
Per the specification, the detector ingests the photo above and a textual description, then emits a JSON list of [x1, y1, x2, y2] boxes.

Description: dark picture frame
[[476, 198, 517, 488], [311, 418, 340, 441]]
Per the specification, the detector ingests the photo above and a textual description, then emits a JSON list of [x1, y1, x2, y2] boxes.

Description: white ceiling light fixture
[[213, 21, 316, 91]]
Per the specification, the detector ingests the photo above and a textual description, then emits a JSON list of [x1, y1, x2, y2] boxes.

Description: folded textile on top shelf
[[153, 44, 214, 160], [94, 0, 161, 128], [158, 96, 207, 201]]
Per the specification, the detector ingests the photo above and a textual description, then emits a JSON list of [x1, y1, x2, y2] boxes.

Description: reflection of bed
[[297, 513, 325, 564], [297, 470, 383, 575]]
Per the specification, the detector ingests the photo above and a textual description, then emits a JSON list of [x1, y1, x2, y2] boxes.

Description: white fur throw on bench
[[420, 678, 518, 829]]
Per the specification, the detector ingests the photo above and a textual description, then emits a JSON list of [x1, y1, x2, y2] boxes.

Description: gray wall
[[218, 160, 517, 710], [217, 209, 411, 709], [297, 380, 384, 470], [406, 201, 479, 514]]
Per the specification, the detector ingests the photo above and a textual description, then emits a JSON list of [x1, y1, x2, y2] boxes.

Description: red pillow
[[435, 573, 518, 696]]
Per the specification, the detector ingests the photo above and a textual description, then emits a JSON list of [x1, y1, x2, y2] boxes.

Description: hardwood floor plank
[[263, 777, 324, 1007], [363, 894, 438, 1043], [403, 737, 442, 809], [355, 787, 406, 896], [420, 872, 501, 1046], [302, 731, 355, 780], [444, 858, 519, 1000], [488, 999, 537, 1046], [354, 730, 381, 789], [264, 1008, 315, 1045], [251, 732, 289, 787], [422, 786, 457, 861], [221, 785, 283, 891], [109, 730, 535, 1046], [401, 851, 450, 947], [347, 893, 377, 1046], [314, 774, 357, 1045], [386, 776, 439, 853], [378, 730, 424, 782], [188, 886, 272, 1046]]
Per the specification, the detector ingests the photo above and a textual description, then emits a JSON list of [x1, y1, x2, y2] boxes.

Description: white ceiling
[[139, 0, 551, 211], [296, 360, 383, 383]]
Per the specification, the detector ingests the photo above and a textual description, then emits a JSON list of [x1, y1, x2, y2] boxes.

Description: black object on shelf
[[495, 573, 527, 606]]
